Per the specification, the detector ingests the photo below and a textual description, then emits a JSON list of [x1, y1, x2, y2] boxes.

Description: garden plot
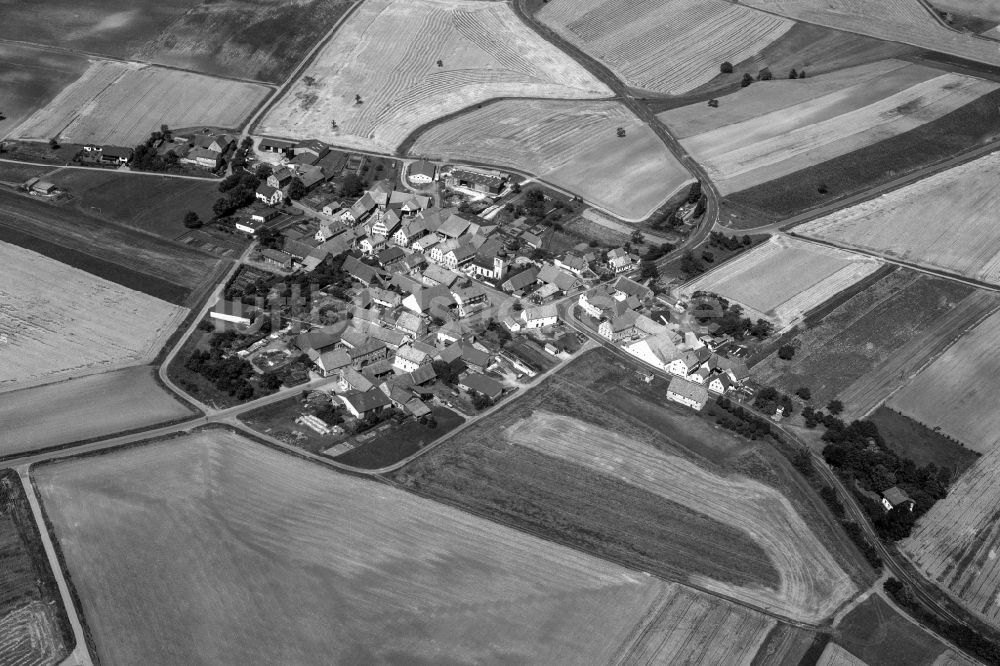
[[34, 429, 775, 665], [0, 241, 187, 393], [410, 99, 691, 221], [537, 0, 793, 94], [672, 66, 997, 194], [682, 236, 882, 330], [796, 152, 1000, 284], [13, 60, 270, 146], [742, 0, 1000, 66], [257, 0, 610, 153], [887, 309, 1000, 453]]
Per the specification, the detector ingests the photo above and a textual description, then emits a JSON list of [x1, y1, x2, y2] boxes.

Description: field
[[131, 0, 355, 82], [661, 61, 998, 194], [0, 368, 193, 458], [13, 61, 270, 147], [887, 309, 1000, 453], [536, 0, 793, 94], [933, 0, 1000, 21], [333, 407, 465, 468], [869, 407, 980, 477], [795, 152, 1000, 284], [34, 429, 776, 665], [681, 236, 883, 330], [0, 242, 187, 393], [836, 595, 972, 666], [742, 0, 1000, 67], [257, 0, 610, 152], [0, 470, 71, 666], [749, 624, 820, 666], [0, 188, 225, 306], [816, 643, 867, 666], [46, 169, 227, 240], [751, 268, 977, 409], [0, 43, 90, 141], [394, 349, 861, 624], [410, 99, 691, 221], [904, 444, 1000, 629]]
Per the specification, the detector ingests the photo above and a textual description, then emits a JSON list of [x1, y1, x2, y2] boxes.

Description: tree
[[183, 211, 202, 229], [799, 70, 806, 78], [740, 73, 754, 88], [630, 229, 644, 245], [777, 344, 795, 360], [639, 261, 659, 281], [686, 180, 702, 204], [340, 173, 364, 198], [255, 163, 273, 180], [330, 119, 338, 130], [437, 59, 443, 67], [48, 137, 60, 150], [827, 399, 844, 415], [287, 177, 307, 201], [757, 67, 773, 81], [707, 98, 719, 108], [720, 61, 734, 73], [741, 234, 751, 246], [795, 387, 812, 401], [789, 68, 798, 79], [616, 126, 626, 137], [432, 360, 459, 386], [355, 94, 363, 104]]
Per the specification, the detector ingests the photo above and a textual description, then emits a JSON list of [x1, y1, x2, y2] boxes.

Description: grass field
[[682, 236, 883, 330], [742, 0, 1000, 66], [13, 61, 270, 147], [0, 43, 90, 141], [333, 407, 465, 469], [47, 169, 225, 240], [662, 62, 997, 194], [0, 368, 193, 457], [795, 151, 1000, 284], [869, 407, 980, 476], [750, 624, 822, 666], [257, 0, 610, 152], [727, 85, 1000, 221], [887, 309, 1000, 453], [836, 595, 970, 666], [0, 470, 71, 666], [751, 269, 976, 408], [0, 242, 187, 393], [394, 349, 858, 623], [34, 429, 775, 665], [0, 162, 52, 185], [410, 99, 691, 221], [905, 444, 1000, 629], [537, 0, 792, 94], [0, 188, 225, 306], [132, 0, 354, 82]]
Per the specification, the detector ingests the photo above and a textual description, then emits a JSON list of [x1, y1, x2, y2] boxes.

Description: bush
[[827, 399, 844, 415], [795, 387, 812, 401], [720, 61, 734, 73], [778, 344, 795, 360], [741, 73, 754, 88], [183, 211, 201, 229]]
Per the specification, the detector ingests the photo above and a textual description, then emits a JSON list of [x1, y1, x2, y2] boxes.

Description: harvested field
[[537, 0, 793, 94], [666, 64, 998, 194], [133, 0, 354, 82], [742, 0, 1000, 67], [681, 236, 883, 330], [257, 0, 610, 152], [0, 368, 193, 458], [13, 61, 270, 147], [817, 643, 868, 666], [0, 43, 90, 141], [751, 269, 978, 409], [0, 242, 187, 393], [34, 429, 774, 665], [410, 99, 691, 221], [795, 152, 1000, 284], [888, 309, 1000, 453], [750, 624, 820, 666], [504, 412, 855, 622], [906, 444, 1000, 628], [932, 0, 1000, 21], [836, 290, 998, 419], [0, 188, 225, 306]]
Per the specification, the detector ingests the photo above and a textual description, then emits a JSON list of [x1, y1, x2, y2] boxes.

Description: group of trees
[[689, 295, 773, 340], [753, 385, 794, 416], [723, 61, 806, 85], [213, 170, 260, 218], [229, 136, 254, 171], [711, 396, 773, 440]]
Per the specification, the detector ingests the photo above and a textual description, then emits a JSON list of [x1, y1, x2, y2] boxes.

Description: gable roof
[[423, 264, 459, 287], [340, 367, 374, 392], [883, 486, 913, 506], [409, 159, 436, 179], [502, 267, 539, 292], [668, 376, 709, 403], [437, 213, 473, 238], [461, 372, 503, 398], [523, 303, 558, 322], [342, 388, 391, 413], [537, 265, 578, 292], [461, 343, 490, 368], [407, 363, 437, 385], [614, 276, 651, 300]]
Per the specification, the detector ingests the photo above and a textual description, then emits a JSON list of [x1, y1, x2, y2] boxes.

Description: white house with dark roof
[[522, 304, 558, 329], [881, 487, 915, 512], [623, 333, 678, 371], [666, 376, 708, 410], [408, 160, 436, 184]]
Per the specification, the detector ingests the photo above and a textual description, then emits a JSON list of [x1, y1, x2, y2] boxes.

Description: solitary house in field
[[881, 487, 915, 512]]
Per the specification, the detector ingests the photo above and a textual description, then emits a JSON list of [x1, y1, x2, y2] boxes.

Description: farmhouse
[[522, 304, 559, 329], [409, 160, 437, 184], [554, 253, 588, 278], [393, 345, 430, 372], [444, 244, 477, 271], [94, 145, 133, 165], [339, 367, 374, 393], [613, 277, 651, 302], [395, 312, 426, 339], [599, 311, 639, 341], [260, 248, 293, 270], [307, 348, 352, 377], [502, 267, 539, 293], [340, 388, 392, 419], [452, 285, 489, 317], [607, 247, 637, 273], [459, 373, 504, 403], [623, 333, 678, 371], [267, 167, 295, 189], [422, 264, 461, 289], [446, 168, 506, 195], [258, 137, 295, 156], [882, 487, 915, 512], [256, 184, 283, 206], [666, 376, 709, 411]]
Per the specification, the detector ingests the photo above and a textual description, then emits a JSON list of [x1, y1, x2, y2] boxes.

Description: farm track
[[838, 290, 1000, 419]]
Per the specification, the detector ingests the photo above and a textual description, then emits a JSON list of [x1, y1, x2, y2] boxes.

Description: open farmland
[[33, 429, 775, 665], [0, 368, 192, 458], [410, 99, 691, 221], [932, 0, 1000, 21], [749, 624, 819, 666], [13, 61, 270, 147], [661, 62, 998, 194], [817, 643, 867, 666], [887, 309, 1000, 453], [0, 242, 187, 393], [905, 444, 1000, 629], [751, 268, 979, 409], [795, 152, 1000, 284], [0, 470, 71, 666], [536, 0, 793, 94], [681, 236, 883, 330], [741, 0, 1000, 67], [0, 43, 90, 141], [257, 0, 611, 153]]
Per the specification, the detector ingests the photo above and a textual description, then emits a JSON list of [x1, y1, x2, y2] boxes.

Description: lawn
[[869, 407, 980, 477], [333, 406, 464, 469], [0, 43, 90, 140]]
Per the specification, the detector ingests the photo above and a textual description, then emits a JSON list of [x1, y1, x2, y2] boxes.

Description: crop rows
[[539, 0, 793, 94], [0, 603, 63, 666]]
